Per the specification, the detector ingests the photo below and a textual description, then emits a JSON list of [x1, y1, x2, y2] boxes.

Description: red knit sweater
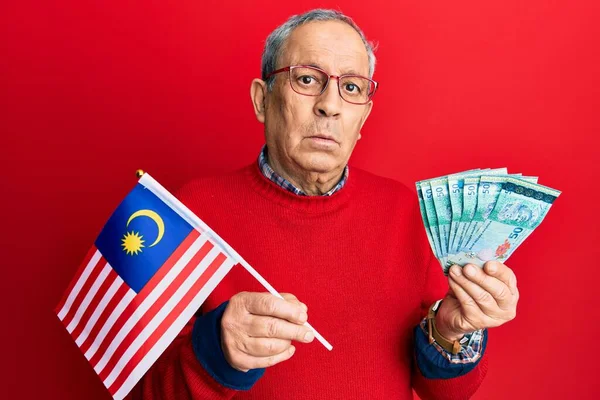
[[129, 163, 487, 400]]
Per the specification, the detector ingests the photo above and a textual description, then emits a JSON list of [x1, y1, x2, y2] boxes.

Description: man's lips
[[308, 135, 339, 144]]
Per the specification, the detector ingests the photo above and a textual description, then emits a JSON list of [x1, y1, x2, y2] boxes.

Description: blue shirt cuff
[[191, 301, 265, 390], [414, 322, 487, 379]]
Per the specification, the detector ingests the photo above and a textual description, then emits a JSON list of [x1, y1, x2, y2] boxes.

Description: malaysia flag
[[55, 172, 237, 399]]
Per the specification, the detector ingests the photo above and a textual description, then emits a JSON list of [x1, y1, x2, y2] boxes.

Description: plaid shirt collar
[[258, 145, 348, 196]]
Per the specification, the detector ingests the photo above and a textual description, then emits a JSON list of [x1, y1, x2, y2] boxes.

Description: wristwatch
[[427, 300, 463, 355]]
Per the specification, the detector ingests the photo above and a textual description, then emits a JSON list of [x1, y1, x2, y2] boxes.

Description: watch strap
[[427, 301, 462, 355]]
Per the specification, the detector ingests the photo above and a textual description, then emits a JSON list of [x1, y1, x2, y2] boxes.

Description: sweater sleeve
[[192, 302, 265, 389], [411, 252, 488, 400]]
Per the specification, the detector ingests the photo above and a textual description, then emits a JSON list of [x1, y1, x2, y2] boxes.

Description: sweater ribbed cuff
[[192, 301, 265, 390], [414, 323, 487, 379]]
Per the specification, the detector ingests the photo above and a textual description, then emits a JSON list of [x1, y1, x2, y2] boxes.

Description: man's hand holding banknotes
[[418, 168, 559, 344], [436, 261, 519, 342]]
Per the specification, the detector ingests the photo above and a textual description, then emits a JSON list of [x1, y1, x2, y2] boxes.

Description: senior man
[[130, 9, 518, 400]]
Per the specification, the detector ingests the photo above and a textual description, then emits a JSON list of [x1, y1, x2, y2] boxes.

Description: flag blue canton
[[95, 184, 193, 293]]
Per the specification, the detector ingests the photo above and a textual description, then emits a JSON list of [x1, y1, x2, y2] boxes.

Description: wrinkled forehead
[[279, 21, 370, 77]]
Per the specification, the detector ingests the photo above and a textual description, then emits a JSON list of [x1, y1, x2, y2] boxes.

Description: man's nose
[[314, 78, 342, 118]]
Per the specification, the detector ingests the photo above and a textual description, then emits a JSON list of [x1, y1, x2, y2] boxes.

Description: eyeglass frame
[[264, 65, 379, 105]]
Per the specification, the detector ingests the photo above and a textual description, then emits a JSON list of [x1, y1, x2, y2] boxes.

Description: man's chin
[[295, 154, 343, 176]]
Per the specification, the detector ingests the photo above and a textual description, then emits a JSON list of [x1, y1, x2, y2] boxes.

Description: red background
[[1, 1, 599, 399]]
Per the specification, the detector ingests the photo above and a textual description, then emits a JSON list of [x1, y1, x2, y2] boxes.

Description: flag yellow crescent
[[126, 209, 165, 247]]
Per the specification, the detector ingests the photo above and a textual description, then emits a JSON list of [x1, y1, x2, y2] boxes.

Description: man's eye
[[299, 76, 315, 84], [344, 83, 360, 93]]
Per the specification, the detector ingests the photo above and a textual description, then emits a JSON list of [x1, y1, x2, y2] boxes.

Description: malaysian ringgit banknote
[[416, 170, 560, 274], [460, 174, 538, 252], [417, 181, 443, 261]]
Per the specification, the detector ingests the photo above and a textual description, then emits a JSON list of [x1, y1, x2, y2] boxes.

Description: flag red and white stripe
[[55, 228, 235, 399]]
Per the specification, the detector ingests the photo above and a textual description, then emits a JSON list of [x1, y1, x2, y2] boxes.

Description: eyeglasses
[[265, 65, 378, 105]]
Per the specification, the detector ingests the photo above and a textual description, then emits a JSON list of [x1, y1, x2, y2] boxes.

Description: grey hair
[[261, 9, 377, 91]]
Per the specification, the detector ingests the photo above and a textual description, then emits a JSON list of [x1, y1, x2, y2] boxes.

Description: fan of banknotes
[[416, 169, 561, 274]]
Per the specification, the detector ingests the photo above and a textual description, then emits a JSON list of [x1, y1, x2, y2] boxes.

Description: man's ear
[[251, 79, 267, 124]]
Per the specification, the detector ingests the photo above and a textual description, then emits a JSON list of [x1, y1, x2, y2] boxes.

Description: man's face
[[262, 20, 373, 176]]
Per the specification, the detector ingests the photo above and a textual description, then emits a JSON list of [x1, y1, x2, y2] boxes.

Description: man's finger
[[239, 337, 292, 357], [448, 271, 484, 316], [449, 265, 500, 312], [245, 293, 307, 324], [483, 261, 518, 295], [231, 345, 296, 371], [461, 264, 514, 307], [248, 315, 314, 343], [280, 293, 298, 301], [280, 293, 308, 312]]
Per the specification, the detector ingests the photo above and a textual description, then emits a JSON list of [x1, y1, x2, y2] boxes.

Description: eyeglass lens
[[289, 67, 374, 104]]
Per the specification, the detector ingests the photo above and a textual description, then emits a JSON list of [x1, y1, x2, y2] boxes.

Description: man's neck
[[267, 152, 345, 196]]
